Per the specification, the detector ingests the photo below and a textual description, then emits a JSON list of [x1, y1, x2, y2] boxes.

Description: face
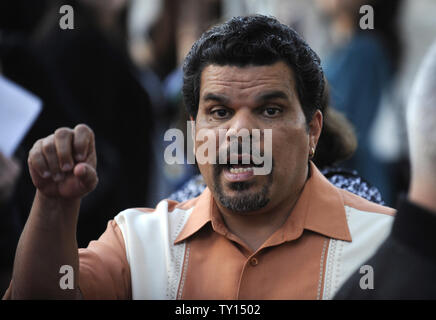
[[316, 0, 365, 16], [195, 61, 322, 214]]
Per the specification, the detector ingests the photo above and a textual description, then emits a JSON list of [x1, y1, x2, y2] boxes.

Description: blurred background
[[1, 0, 436, 294]]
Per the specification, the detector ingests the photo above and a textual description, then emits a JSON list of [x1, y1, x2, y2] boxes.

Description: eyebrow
[[255, 90, 290, 103], [202, 93, 230, 104], [201, 90, 290, 105]]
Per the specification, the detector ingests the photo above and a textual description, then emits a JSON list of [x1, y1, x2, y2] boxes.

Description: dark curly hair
[[182, 15, 325, 124], [314, 83, 357, 168]]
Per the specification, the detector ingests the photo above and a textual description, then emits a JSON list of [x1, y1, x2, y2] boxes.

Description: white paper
[[0, 75, 42, 157]]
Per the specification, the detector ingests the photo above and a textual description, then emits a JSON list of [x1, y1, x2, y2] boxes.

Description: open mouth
[[225, 154, 263, 167], [223, 166, 255, 182], [222, 155, 264, 182], [229, 165, 256, 174], [226, 162, 262, 174]]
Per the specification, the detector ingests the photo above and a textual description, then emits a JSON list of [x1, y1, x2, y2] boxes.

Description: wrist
[[33, 191, 82, 230], [35, 190, 81, 207]]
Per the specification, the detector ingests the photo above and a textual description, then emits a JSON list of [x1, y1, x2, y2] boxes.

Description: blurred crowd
[[1, 0, 435, 295]]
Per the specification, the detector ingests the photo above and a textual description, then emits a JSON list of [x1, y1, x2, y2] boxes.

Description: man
[[335, 40, 436, 299], [4, 15, 394, 300]]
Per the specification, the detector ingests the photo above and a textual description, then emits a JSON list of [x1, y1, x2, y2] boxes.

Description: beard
[[212, 161, 274, 213]]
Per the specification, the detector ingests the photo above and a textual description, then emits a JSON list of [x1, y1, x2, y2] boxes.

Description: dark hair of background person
[[182, 15, 325, 124], [0, 0, 50, 34], [313, 80, 357, 168], [354, 0, 404, 74]]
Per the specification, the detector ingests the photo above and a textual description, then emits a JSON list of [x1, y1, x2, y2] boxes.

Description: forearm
[[10, 124, 98, 299], [10, 191, 82, 299]]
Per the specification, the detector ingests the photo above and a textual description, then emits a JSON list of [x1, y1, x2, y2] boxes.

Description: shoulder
[[337, 188, 395, 265], [321, 186, 396, 299], [113, 197, 201, 236], [339, 188, 395, 217], [116, 196, 200, 217]]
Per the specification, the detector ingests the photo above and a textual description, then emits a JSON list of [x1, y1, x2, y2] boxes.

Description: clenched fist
[[27, 124, 98, 200]]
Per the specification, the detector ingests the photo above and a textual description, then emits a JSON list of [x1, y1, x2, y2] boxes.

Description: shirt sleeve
[[78, 220, 131, 299]]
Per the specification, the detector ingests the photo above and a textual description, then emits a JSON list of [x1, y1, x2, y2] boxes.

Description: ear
[[309, 110, 323, 150]]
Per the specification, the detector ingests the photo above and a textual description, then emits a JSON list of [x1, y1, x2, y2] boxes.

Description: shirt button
[[250, 257, 258, 266]]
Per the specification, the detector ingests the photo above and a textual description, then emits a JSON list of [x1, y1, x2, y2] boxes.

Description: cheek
[[271, 127, 309, 171], [197, 162, 210, 179], [196, 160, 214, 192], [194, 129, 219, 183]]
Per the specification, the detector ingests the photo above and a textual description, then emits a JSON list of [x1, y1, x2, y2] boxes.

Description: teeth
[[229, 167, 254, 174]]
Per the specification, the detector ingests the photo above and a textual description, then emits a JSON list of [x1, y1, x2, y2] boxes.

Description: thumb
[[74, 163, 98, 194]]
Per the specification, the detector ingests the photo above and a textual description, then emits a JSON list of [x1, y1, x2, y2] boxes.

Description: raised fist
[[27, 124, 98, 200]]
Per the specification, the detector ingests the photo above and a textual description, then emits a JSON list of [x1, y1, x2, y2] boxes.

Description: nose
[[219, 109, 259, 163], [225, 108, 256, 140]]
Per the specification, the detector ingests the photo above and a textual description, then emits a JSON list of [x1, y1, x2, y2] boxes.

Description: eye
[[262, 106, 282, 117], [211, 108, 231, 119]]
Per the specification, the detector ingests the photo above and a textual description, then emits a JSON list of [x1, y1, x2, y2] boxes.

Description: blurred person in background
[[0, 0, 153, 249], [0, 0, 50, 295], [335, 39, 436, 299], [0, 152, 21, 293], [128, 0, 223, 201], [316, 0, 404, 206]]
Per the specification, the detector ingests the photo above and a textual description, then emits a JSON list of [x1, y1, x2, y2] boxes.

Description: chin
[[218, 193, 270, 213], [214, 181, 271, 213]]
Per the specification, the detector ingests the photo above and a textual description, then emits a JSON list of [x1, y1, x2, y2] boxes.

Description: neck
[[408, 176, 436, 214], [220, 196, 300, 252]]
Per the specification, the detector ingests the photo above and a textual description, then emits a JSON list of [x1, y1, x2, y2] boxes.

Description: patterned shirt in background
[[168, 166, 385, 205]]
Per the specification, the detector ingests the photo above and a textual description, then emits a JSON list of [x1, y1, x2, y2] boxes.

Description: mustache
[[213, 149, 274, 175], [216, 143, 265, 165]]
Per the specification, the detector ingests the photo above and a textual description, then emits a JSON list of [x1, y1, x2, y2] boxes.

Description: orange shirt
[[2, 163, 395, 300], [76, 162, 394, 299]]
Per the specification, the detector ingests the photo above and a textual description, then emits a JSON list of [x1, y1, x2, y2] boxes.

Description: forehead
[[199, 61, 297, 100]]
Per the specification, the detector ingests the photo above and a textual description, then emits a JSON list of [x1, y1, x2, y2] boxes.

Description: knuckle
[[42, 140, 55, 154], [54, 127, 72, 139], [29, 141, 41, 159], [29, 156, 43, 172], [28, 147, 36, 159], [76, 124, 94, 139], [75, 123, 90, 132], [29, 139, 41, 153], [28, 151, 37, 162], [32, 159, 44, 171]]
